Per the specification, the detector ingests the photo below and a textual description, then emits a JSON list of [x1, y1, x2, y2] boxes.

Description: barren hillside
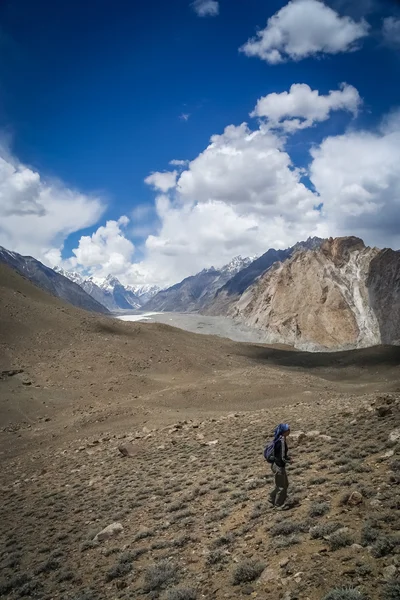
[[1, 262, 399, 600]]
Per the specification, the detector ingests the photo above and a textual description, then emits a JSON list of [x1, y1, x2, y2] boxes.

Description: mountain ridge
[[143, 255, 256, 312], [0, 246, 109, 314]]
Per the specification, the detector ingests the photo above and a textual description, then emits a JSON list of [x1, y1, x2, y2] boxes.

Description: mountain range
[[143, 256, 256, 312], [0, 246, 109, 314], [54, 269, 156, 312]]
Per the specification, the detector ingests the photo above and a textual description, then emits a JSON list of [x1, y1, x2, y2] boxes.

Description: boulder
[[347, 491, 363, 506], [383, 565, 397, 581], [389, 429, 400, 444], [118, 443, 139, 457], [376, 406, 392, 418], [94, 522, 123, 542]]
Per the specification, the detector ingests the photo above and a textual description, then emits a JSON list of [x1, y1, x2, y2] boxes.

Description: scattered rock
[[118, 443, 139, 457], [319, 434, 333, 442], [376, 406, 392, 418], [258, 567, 278, 583], [369, 499, 382, 509], [389, 429, 400, 443], [290, 432, 306, 445], [205, 440, 218, 446], [94, 522, 123, 542], [383, 565, 397, 581], [279, 558, 290, 568], [347, 491, 363, 506], [382, 450, 395, 459]]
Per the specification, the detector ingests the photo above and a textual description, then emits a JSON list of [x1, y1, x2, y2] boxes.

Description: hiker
[[265, 423, 291, 510]]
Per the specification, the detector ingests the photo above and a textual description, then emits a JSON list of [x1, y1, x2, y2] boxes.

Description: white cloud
[[240, 0, 369, 64], [0, 151, 105, 262], [63, 216, 135, 279], [309, 110, 400, 248], [144, 170, 178, 192], [179, 113, 191, 122], [251, 83, 361, 131], [169, 159, 189, 167], [192, 0, 219, 17], [382, 17, 400, 47]]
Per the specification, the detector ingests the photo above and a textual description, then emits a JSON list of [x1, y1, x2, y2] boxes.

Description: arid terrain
[[1, 263, 400, 600]]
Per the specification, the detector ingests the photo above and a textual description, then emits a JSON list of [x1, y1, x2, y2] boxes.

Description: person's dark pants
[[269, 464, 288, 507]]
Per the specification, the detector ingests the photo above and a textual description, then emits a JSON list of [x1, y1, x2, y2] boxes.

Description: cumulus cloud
[[309, 110, 400, 248], [0, 151, 105, 262], [382, 17, 400, 47], [192, 0, 219, 17], [251, 83, 362, 132], [240, 0, 370, 64], [64, 216, 135, 279], [144, 170, 178, 192]]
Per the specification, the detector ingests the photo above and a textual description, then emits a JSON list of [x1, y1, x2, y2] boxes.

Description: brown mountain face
[[230, 237, 400, 351]]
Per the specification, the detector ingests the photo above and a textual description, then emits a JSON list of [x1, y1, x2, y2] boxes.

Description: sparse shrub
[[210, 532, 236, 548], [205, 509, 230, 523], [105, 561, 132, 582], [328, 530, 354, 551], [34, 558, 60, 575], [19, 580, 43, 596], [309, 502, 330, 517], [321, 588, 366, 600], [273, 534, 302, 548], [151, 540, 171, 550], [383, 579, 400, 600], [165, 587, 197, 600], [360, 522, 379, 546], [232, 560, 265, 585], [309, 477, 328, 485], [143, 561, 179, 592], [245, 478, 265, 491], [206, 550, 224, 566], [270, 520, 307, 537], [355, 563, 372, 577], [371, 535, 399, 558], [166, 500, 187, 513], [134, 529, 154, 541], [310, 522, 344, 539], [0, 573, 30, 595], [56, 569, 76, 582]]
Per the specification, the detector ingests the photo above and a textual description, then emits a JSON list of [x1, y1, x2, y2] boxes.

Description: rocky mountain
[[204, 237, 323, 315], [0, 247, 109, 314], [55, 269, 142, 312], [231, 237, 400, 351], [143, 256, 255, 312]]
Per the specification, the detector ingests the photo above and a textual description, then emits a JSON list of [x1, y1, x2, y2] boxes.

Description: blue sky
[[0, 0, 399, 286]]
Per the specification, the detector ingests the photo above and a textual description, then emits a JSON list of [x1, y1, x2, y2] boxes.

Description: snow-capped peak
[[54, 266, 85, 285], [100, 274, 123, 291], [221, 255, 256, 275]]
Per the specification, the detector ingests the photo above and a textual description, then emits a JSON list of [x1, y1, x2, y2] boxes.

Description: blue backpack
[[263, 440, 276, 464]]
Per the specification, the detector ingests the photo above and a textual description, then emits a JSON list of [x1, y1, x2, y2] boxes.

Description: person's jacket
[[274, 437, 290, 468]]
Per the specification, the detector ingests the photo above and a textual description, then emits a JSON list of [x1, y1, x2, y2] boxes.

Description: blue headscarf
[[274, 423, 290, 442]]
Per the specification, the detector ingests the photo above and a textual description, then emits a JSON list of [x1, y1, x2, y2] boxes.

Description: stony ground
[[1, 263, 400, 600], [1, 393, 399, 600]]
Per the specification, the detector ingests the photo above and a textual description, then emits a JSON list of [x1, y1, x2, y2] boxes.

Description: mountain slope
[[204, 237, 323, 315], [0, 247, 109, 314], [143, 256, 255, 312], [232, 237, 400, 350]]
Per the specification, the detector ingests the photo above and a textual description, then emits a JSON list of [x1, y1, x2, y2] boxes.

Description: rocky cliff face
[[204, 237, 323, 316], [231, 237, 400, 351]]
